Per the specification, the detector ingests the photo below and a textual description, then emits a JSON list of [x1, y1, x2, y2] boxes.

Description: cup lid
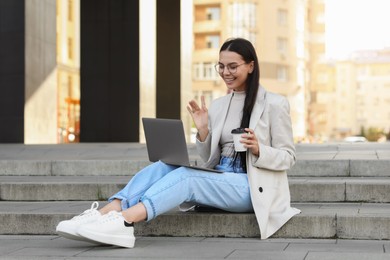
[[231, 128, 246, 134]]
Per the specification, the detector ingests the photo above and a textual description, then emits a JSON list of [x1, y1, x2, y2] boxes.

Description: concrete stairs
[[0, 143, 390, 240]]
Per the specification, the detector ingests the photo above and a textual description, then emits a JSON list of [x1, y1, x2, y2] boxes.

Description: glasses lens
[[228, 65, 237, 74], [215, 63, 243, 74], [214, 64, 222, 73]]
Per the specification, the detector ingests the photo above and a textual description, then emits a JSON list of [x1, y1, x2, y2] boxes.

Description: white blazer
[[196, 86, 301, 239]]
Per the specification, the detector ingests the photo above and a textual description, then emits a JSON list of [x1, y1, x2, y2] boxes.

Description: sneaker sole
[[56, 229, 103, 245], [77, 228, 135, 248]]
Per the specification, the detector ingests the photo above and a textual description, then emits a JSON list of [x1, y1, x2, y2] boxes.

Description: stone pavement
[[0, 235, 390, 259]]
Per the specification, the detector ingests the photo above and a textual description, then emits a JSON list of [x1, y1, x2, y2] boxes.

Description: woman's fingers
[[186, 105, 193, 114], [201, 96, 208, 111], [189, 100, 201, 111], [242, 128, 259, 156], [188, 96, 208, 114]]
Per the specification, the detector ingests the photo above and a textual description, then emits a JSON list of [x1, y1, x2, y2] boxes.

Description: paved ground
[[1, 235, 390, 259]]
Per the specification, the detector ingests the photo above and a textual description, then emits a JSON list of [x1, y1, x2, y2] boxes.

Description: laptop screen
[[142, 118, 191, 166]]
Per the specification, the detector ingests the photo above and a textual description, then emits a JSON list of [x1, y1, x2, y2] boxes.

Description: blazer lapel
[[249, 86, 266, 130]]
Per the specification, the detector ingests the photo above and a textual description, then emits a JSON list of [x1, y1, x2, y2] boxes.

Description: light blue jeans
[[109, 157, 253, 221]]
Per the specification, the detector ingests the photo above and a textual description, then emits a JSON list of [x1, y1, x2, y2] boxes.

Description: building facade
[[56, 0, 80, 143], [306, 0, 329, 142], [192, 0, 309, 140], [327, 49, 390, 140]]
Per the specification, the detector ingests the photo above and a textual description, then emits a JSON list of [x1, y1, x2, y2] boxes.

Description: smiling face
[[218, 50, 254, 92]]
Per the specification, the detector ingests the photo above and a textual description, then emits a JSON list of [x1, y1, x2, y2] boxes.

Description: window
[[193, 62, 219, 81], [67, 37, 73, 60], [277, 37, 288, 54], [277, 66, 288, 81], [277, 9, 288, 26], [203, 63, 214, 78], [228, 2, 256, 44], [206, 7, 220, 21], [358, 67, 368, 76], [316, 73, 328, 84], [68, 75, 73, 96], [68, 0, 73, 22], [206, 35, 220, 49], [316, 14, 325, 24]]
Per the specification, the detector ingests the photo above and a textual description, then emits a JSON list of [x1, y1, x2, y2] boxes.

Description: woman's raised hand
[[187, 96, 209, 141]]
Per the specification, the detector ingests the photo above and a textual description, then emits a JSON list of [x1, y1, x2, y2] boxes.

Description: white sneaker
[[77, 211, 135, 248], [56, 201, 102, 243]]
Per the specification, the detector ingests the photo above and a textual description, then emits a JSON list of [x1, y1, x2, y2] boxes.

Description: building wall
[[307, 0, 327, 141], [56, 0, 80, 143], [79, 0, 140, 142], [354, 53, 390, 135], [24, 0, 57, 144], [320, 50, 390, 140], [0, 0, 25, 143], [333, 61, 357, 137], [181, 0, 196, 142], [139, 0, 156, 143], [192, 0, 308, 140]]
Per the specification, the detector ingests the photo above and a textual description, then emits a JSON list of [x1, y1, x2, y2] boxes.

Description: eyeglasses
[[214, 62, 246, 74]]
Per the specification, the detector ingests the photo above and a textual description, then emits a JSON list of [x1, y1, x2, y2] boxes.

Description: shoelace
[[72, 201, 99, 220]]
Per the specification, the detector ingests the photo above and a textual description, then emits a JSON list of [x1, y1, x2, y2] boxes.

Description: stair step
[[1, 159, 390, 177], [290, 177, 390, 203], [1, 176, 389, 203], [288, 159, 390, 177], [0, 201, 389, 240]]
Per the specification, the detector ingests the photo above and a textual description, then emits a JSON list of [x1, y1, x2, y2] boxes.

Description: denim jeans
[[109, 157, 253, 221]]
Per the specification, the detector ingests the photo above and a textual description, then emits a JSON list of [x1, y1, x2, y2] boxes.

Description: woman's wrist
[[197, 128, 209, 142]]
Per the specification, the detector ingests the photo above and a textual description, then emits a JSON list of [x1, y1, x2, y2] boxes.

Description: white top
[[219, 91, 246, 157]]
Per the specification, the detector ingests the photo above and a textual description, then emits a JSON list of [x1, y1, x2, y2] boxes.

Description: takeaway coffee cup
[[231, 128, 247, 152]]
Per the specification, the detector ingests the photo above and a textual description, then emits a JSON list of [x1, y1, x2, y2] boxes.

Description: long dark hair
[[220, 38, 260, 171]]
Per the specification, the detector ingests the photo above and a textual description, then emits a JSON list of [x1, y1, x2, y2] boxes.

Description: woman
[[56, 38, 300, 248]]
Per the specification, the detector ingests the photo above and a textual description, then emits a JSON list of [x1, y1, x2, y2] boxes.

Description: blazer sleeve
[[195, 100, 215, 163], [251, 97, 296, 171], [196, 130, 212, 163]]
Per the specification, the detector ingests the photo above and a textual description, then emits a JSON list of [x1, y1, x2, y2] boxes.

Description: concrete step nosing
[[0, 209, 389, 239], [1, 159, 390, 177], [1, 180, 390, 202]]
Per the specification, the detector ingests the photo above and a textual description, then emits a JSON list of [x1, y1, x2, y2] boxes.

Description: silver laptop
[[142, 117, 223, 173]]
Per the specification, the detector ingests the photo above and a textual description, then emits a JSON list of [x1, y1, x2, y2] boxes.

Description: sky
[[325, 0, 390, 59]]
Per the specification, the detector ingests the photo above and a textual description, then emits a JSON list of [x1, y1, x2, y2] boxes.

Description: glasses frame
[[214, 62, 247, 74]]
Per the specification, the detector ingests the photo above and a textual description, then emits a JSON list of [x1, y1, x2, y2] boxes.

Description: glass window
[[228, 2, 256, 44], [278, 9, 288, 26], [206, 35, 220, 49], [206, 7, 220, 21], [277, 66, 288, 81], [277, 37, 288, 54], [317, 73, 328, 84], [194, 63, 202, 79], [67, 37, 73, 60], [193, 62, 219, 81], [68, 0, 73, 21]]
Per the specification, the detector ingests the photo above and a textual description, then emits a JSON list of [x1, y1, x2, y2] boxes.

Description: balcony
[[194, 20, 221, 33], [194, 0, 221, 5], [192, 48, 219, 63]]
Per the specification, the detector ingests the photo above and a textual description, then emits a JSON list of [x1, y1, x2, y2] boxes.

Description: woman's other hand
[[242, 128, 259, 157], [187, 96, 209, 141]]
